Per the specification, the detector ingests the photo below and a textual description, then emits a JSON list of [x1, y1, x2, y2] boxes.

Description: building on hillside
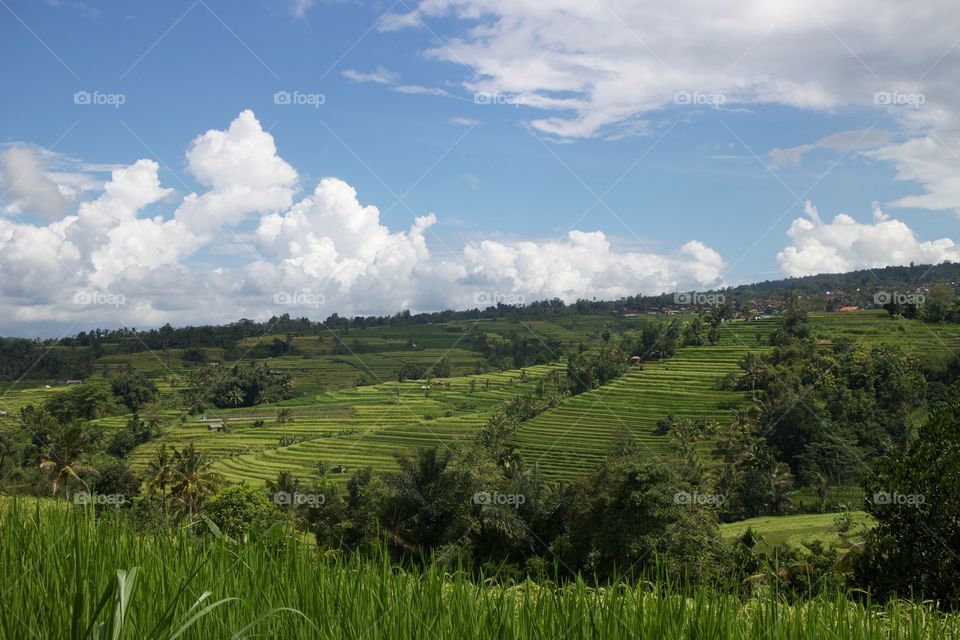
[[838, 306, 860, 312]]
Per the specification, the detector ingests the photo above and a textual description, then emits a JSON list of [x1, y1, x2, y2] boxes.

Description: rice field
[[810, 310, 960, 359], [719, 512, 874, 550], [0, 499, 955, 640], [510, 318, 778, 480], [126, 364, 564, 485]]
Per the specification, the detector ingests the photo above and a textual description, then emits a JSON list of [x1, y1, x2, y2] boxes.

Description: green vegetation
[[1, 501, 958, 639], [4, 284, 960, 636], [720, 512, 873, 549]]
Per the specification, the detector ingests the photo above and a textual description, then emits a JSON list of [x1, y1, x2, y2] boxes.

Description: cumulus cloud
[[0, 110, 734, 334], [174, 109, 298, 235], [0, 146, 73, 217], [458, 233, 725, 306], [777, 201, 960, 277]]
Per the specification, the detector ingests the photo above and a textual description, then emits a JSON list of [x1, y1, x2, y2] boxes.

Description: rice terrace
[[3, 1, 960, 638]]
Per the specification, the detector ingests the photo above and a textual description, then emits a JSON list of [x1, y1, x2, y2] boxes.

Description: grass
[[720, 512, 874, 550], [126, 364, 564, 486], [0, 499, 956, 639], [511, 317, 777, 480], [810, 310, 960, 360]]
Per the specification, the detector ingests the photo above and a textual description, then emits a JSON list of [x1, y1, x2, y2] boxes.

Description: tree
[[853, 399, 960, 609], [144, 445, 172, 497], [39, 422, 96, 498], [381, 448, 476, 559], [44, 384, 118, 423], [110, 372, 159, 413], [266, 470, 300, 513], [169, 444, 221, 524], [228, 387, 244, 407], [92, 461, 141, 507], [551, 459, 725, 582]]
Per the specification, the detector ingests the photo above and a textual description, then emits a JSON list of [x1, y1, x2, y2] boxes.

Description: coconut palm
[[767, 463, 795, 516], [227, 387, 244, 407], [169, 444, 221, 524], [39, 422, 96, 499], [144, 444, 172, 497]]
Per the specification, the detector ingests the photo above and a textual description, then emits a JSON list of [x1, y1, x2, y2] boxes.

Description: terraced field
[[20, 310, 960, 491], [510, 318, 779, 481], [127, 364, 564, 485], [810, 310, 960, 359], [0, 383, 70, 418]]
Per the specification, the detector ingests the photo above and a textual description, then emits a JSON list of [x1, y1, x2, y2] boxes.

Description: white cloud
[[174, 109, 298, 235], [394, 85, 451, 97], [287, 0, 314, 18], [383, 0, 960, 211], [342, 66, 399, 85], [0, 110, 733, 334], [342, 67, 451, 98], [777, 201, 960, 277], [0, 146, 73, 217], [770, 129, 893, 168]]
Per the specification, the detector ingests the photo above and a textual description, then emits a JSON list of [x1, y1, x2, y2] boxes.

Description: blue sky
[[1, 0, 959, 335]]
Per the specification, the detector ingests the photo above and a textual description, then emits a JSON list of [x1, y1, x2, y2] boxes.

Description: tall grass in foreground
[[0, 500, 956, 639]]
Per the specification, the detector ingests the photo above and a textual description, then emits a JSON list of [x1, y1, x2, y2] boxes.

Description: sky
[[2, 0, 960, 337]]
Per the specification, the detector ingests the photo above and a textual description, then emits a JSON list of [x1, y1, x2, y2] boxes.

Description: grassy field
[[7, 311, 958, 493], [0, 500, 954, 640], [720, 512, 873, 550], [511, 317, 778, 480], [810, 310, 960, 360]]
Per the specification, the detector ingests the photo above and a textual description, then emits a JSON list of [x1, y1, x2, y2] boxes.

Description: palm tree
[[266, 470, 300, 512], [276, 408, 293, 424], [39, 422, 96, 499], [169, 444, 221, 524], [144, 444, 172, 497], [767, 463, 795, 516], [228, 387, 244, 407]]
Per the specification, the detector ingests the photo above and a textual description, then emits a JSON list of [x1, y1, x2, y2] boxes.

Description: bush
[[203, 483, 286, 540]]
